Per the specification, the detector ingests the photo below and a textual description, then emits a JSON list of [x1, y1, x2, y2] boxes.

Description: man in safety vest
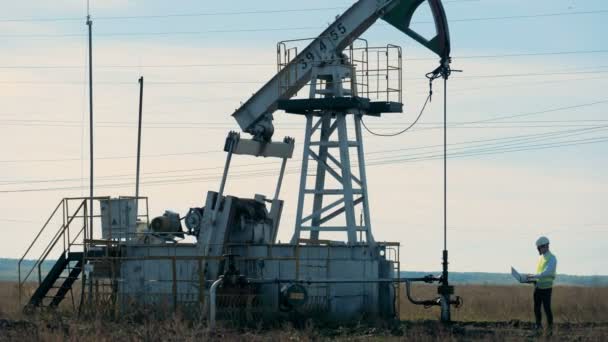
[[527, 236, 557, 331]]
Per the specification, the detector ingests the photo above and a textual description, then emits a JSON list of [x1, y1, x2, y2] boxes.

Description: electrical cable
[[0, 1, 542, 24], [0, 135, 605, 193], [0, 6, 349, 23], [0, 125, 608, 186], [2, 50, 608, 70], [1, 124, 605, 186], [1, 8, 607, 39], [361, 94, 430, 137], [4, 68, 606, 86], [0, 120, 605, 166], [360, 60, 456, 137]]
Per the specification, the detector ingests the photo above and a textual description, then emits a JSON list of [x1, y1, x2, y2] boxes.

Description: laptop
[[511, 267, 531, 283]]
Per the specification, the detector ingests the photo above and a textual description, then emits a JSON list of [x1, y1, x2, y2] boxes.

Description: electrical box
[[100, 198, 137, 240]]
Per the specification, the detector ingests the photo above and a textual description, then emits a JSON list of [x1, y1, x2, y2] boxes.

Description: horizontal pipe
[[247, 276, 441, 284]]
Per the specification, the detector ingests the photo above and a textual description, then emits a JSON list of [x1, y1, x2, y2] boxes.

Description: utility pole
[[87, 14, 94, 239], [135, 77, 144, 215], [85, 2, 95, 308]]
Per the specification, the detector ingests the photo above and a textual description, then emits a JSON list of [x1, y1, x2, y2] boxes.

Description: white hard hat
[[536, 236, 550, 247]]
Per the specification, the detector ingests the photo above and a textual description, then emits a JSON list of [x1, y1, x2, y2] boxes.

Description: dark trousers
[[533, 288, 553, 327]]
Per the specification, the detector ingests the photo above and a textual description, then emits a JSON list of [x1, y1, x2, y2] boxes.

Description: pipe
[[209, 277, 224, 330], [247, 276, 440, 284], [86, 14, 94, 242], [405, 280, 439, 307], [441, 73, 452, 323], [135, 76, 144, 216]]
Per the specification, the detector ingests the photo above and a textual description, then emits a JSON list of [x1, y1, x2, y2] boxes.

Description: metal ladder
[[18, 198, 88, 311]]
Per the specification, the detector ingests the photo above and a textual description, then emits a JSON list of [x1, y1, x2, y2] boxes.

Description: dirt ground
[[2, 282, 607, 341], [1, 317, 607, 341]]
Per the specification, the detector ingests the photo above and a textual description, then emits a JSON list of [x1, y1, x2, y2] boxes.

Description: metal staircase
[[27, 252, 83, 308], [18, 198, 89, 311]]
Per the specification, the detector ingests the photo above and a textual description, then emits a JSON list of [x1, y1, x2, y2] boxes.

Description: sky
[[0, 0, 606, 276]]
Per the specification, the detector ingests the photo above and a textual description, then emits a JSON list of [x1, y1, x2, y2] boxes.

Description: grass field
[[1, 281, 607, 341]]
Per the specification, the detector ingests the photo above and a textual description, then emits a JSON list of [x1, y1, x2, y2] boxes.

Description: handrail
[[18, 196, 151, 306], [18, 199, 63, 268], [18, 198, 86, 305], [21, 200, 86, 287], [38, 201, 86, 267], [18, 199, 64, 302]]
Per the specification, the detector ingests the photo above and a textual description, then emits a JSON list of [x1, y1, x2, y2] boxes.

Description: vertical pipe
[[62, 201, 66, 253], [440, 74, 451, 324], [172, 257, 177, 313], [79, 200, 87, 314], [86, 13, 95, 308], [18, 263, 21, 306], [135, 77, 144, 218], [198, 258, 205, 309], [209, 277, 223, 330], [66, 200, 71, 251], [87, 15, 94, 241], [443, 77, 447, 252]]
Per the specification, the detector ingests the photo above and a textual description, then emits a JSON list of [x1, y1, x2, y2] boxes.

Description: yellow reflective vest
[[536, 251, 557, 289]]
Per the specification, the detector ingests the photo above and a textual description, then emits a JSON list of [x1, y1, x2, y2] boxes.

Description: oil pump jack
[[20, 0, 461, 323]]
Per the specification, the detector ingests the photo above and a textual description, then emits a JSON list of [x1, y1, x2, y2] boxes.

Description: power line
[[0, 150, 222, 164], [363, 99, 608, 134], [361, 98, 608, 134], [0, 124, 602, 182], [1, 8, 607, 39], [0, 122, 603, 131], [3, 50, 608, 70], [1, 98, 607, 164], [0, 63, 274, 70], [447, 9, 608, 23], [1, 125, 605, 190], [456, 70, 608, 80], [2, 68, 607, 86], [1, 135, 605, 194], [443, 49, 608, 60], [364, 127, 608, 162], [0, 6, 348, 23], [372, 136, 608, 167], [458, 99, 608, 125], [366, 125, 608, 158], [0, 1, 480, 24], [447, 75, 608, 94], [3, 118, 607, 126]]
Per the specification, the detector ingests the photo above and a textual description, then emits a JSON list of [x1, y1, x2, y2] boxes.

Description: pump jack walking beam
[[231, 0, 451, 142]]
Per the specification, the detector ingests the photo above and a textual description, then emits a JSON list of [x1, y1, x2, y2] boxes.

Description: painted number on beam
[[299, 22, 348, 71]]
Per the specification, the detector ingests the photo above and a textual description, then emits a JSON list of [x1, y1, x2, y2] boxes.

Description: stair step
[[26, 252, 85, 309]]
